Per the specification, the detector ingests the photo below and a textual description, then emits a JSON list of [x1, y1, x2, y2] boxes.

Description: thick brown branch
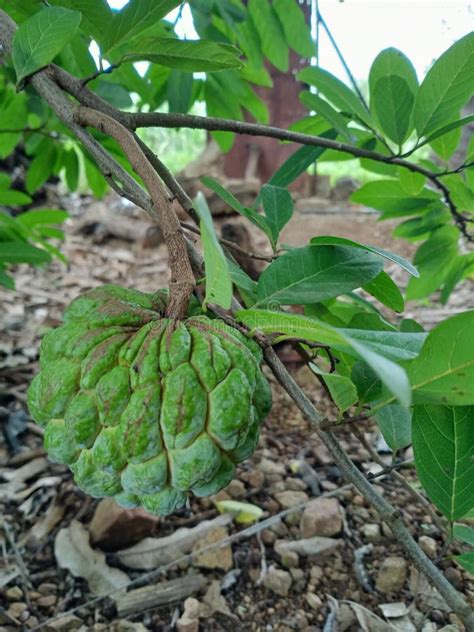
[[74, 106, 195, 319]]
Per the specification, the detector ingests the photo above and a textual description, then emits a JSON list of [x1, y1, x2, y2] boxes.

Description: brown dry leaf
[[54, 519, 129, 596], [342, 601, 397, 631], [24, 497, 65, 545], [0, 457, 49, 499]]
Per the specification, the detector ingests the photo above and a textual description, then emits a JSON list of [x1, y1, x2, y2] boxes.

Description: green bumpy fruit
[[27, 285, 272, 515]]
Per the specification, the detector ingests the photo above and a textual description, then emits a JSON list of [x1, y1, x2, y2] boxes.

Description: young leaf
[[351, 181, 440, 216], [0, 242, 51, 264], [195, 192, 233, 310], [412, 404, 474, 521], [299, 91, 353, 142], [122, 39, 243, 72], [310, 364, 358, 414], [414, 32, 474, 136], [362, 271, 405, 312], [406, 225, 459, 300], [406, 310, 474, 406], [453, 524, 474, 546], [0, 189, 33, 207], [398, 168, 426, 195], [16, 209, 69, 228], [455, 553, 474, 574], [248, 0, 288, 72], [369, 48, 418, 100], [215, 500, 263, 524], [375, 404, 412, 452], [260, 184, 293, 245], [238, 309, 411, 407], [372, 75, 415, 145], [297, 66, 372, 127], [430, 125, 462, 161], [310, 235, 419, 277], [255, 245, 384, 307], [272, 0, 313, 58], [417, 114, 474, 149], [25, 145, 56, 194], [103, 0, 181, 55], [267, 138, 335, 189], [12, 6, 82, 85], [63, 148, 80, 192]]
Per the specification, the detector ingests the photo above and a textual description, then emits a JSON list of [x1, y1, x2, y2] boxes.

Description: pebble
[[281, 551, 299, 569], [269, 481, 286, 495], [361, 523, 382, 542], [284, 477, 308, 491], [261, 529, 277, 545], [37, 583, 57, 594], [36, 594, 57, 608], [305, 593, 323, 611], [263, 566, 292, 597], [258, 458, 286, 476], [418, 536, 437, 560], [309, 566, 323, 584], [444, 567, 463, 589], [224, 479, 246, 498], [7, 602, 27, 619], [375, 556, 407, 593], [274, 491, 309, 509], [242, 469, 264, 489], [5, 587, 23, 600], [312, 444, 332, 465], [266, 499, 280, 514], [353, 495, 365, 506], [192, 527, 233, 570], [40, 615, 82, 630], [284, 510, 302, 527], [289, 568, 305, 582], [300, 498, 342, 538], [26, 617, 39, 629]]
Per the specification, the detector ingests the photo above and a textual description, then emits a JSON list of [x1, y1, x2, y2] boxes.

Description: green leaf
[[25, 144, 56, 194], [412, 405, 474, 520], [418, 115, 474, 148], [0, 189, 32, 207], [375, 404, 412, 452], [372, 75, 415, 145], [339, 329, 427, 362], [351, 181, 440, 216], [248, 0, 288, 72], [123, 39, 243, 72], [84, 156, 108, 199], [166, 70, 194, 114], [398, 168, 426, 195], [226, 258, 257, 306], [310, 364, 358, 414], [238, 309, 411, 407], [63, 148, 80, 192], [441, 253, 474, 305], [351, 361, 382, 404], [455, 553, 474, 574], [297, 66, 372, 127], [267, 135, 336, 188], [369, 47, 418, 100], [406, 310, 474, 405], [16, 209, 69, 228], [453, 524, 474, 546], [300, 91, 352, 142], [363, 271, 404, 312], [430, 125, 461, 161], [272, 0, 313, 58], [310, 235, 419, 277], [103, 0, 181, 55], [0, 242, 51, 264], [201, 176, 272, 241], [12, 7, 82, 85], [260, 184, 293, 245], [255, 245, 384, 306], [406, 225, 459, 300], [50, 0, 113, 43], [194, 192, 233, 310], [414, 32, 474, 136], [288, 115, 332, 137], [0, 266, 15, 290]]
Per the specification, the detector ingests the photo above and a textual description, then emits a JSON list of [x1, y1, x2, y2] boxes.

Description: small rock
[[19, 611, 30, 623], [310, 566, 323, 583], [281, 551, 299, 569], [37, 583, 57, 595], [275, 536, 340, 557], [305, 593, 322, 611], [211, 490, 231, 502], [289, 568, 304, 582], [43, 614, 82, 630], [418, 536, 437, 560], [7, 603, 27, 619], [258, 458, 285, 476], [361, 523, 382, 542], [284, 478, 308, 492], [5, 587, 23, 600], [439, 627, 461, 632], [312, 443, 332, 465], [284, 510, 303, 527], [224, 479, 246, 499], [263, 566, 292, 597], [192, 527, 233, 571], [36, 595, 57, 608], [274, 491, 309, 509], [242, 469, 264, 489], [26, 617, 40, 629], [375, 556, 407, 593], [353, 495, 365, 506], [331, 176, 359, 201], [379, 602, 409, 618], [89, 498, 159, 550], [382, 522, 394, 538], [261, 529, 277, 545], [300, 498, 342, 538], [444, 566, 463, 589], [269, 481, 286, 495]]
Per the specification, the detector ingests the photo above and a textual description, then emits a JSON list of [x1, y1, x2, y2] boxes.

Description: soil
[[1, 193, 473, 632]]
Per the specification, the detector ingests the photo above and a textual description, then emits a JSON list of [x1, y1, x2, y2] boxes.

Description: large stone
[[192, 527, 233, 571], [300, 498, 342, 538], [263, 566, 292, 597], [375, 556, 407, 593], [89, 498, 159, 550]]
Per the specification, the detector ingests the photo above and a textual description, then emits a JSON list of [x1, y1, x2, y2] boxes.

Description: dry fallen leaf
[[55, 519, 129, 596]]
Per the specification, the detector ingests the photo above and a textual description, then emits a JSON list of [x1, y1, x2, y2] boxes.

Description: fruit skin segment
[[28, 284, 272, 516]]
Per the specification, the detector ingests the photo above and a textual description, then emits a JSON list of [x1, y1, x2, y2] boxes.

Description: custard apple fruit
[[27, 285, 271, 515]]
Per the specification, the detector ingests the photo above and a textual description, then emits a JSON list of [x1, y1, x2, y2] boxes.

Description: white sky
[[107, 0, 474, 82]]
